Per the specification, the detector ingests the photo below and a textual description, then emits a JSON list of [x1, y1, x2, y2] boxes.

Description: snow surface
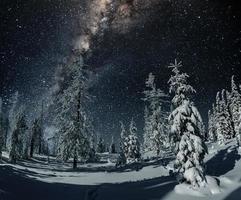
[[1, 139, 241, 199]]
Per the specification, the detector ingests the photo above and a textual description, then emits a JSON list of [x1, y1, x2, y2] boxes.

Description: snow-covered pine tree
[[208, 109, 216, 142], [88, 132, 98, 162], [0, 97, 4, 159], [216, 90, 235, 143], [56, 56, 91, 169], [229, 76, 241, 136], [38, 101, 44, 154], [143, 106, 152, 152], [7, 91, 19, 151], [215, 91, 221, 116], [211, 104, 218, 141], [142, 73, 169, 155], [9, 107, 28, 163], [109, 136, 116, 154], [97, 137, 106, 153], [215, 91, 224, 144], [237, 108, 241, 146], [125, 119, 141, 164], [150, 106, 168, 156], [82, 114, 97, 162], [3, 117, 8, 150], [207, 110, 212, 141], [143, 73, 167, 111], [168, 60, 196, 108], [89, 132, 95, 150], [168, 59, 207, 188], [30, 118, 42, 157], [223, 90, 235, 139], [116, 121, 127, 166], [22, 129, 31, 159]]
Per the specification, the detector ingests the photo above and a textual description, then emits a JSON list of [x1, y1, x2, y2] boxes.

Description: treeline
[[208, 76, 241, 145], [0, 93, 45, 163]]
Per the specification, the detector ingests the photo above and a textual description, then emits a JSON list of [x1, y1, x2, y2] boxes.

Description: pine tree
[[229, 76, 241, 135], [150, 106, 168, 156], [3, 117, 9, 150], [9, 108, 28, 163], [56, 56, 91, 169], [216, 90, 235, 143], [97, 137, 105, 153], [223, 90, 235, 138], [38, 101, 44, 154], [168, 59, 207, 187], [7, 91, 19, 150], [116, 121, 127, 166], [125, 119, 141, 164], [0, 98, 5, 159], [30, 118, 42, 157], [237, 108, 241, 146], [109, 136, 116, 154], [22, 129, 31, 159], [215, 92, 224, 143], [168, 59, 195, 107], [87, 132, 97, 162], [142, 73, 169, 155], [211, 104, 218, 141], [208, 109, 216, 142], [143, 106, 152, 152]]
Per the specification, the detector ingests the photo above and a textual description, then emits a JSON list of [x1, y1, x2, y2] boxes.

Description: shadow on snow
[[206, 146, 241, 177], [0, 165, 176, 200]]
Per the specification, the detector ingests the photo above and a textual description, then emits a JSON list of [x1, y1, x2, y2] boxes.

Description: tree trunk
[[73, 155, 77, 169], [38, 138, 42, 154], [30, 139, 34, 157]]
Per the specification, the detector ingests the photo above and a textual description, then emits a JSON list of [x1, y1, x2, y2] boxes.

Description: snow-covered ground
[[0, 152, 169, 185], [163, 140, 241, 200], [1, 139, 241, 200]]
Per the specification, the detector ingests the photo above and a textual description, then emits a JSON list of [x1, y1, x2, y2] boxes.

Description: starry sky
[[1, 0, 241, 141]]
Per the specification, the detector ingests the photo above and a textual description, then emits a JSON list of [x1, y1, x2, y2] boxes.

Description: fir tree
[[88, 132, 98, 162], [3, 117, 9, 150], [216, 90, 235, 143], [116, 121, 127, 166], [97, 137, 105, 153], [56, 56, 91, 169], [168, 59, 195, 107], [9, 108, 28, 163], [22, 129, 31, 159], [168, 59, 207, 187], [208, 109, 216, 142], [142, 73, 169, 155], [143, 106, 152, 152], [38, 101, 44, 154], [7, 91, 19, 150], [211, 104, 218, 141], [30, 118, 42, 157], [237, 108, 241, 146], [0, 98, 4, 159], [229, 76, 241, 135], [109, 136, 116, 154], [150, 106, 168, 156], [125, 119, 141, 164]]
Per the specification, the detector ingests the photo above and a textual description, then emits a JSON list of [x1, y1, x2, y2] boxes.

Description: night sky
[[1, 0, 241, 141]]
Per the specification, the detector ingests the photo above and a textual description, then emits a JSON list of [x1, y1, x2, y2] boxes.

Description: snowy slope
[[162, 139, 241, 200]]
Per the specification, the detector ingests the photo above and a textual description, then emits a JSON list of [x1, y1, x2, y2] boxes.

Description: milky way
[[1, 0, 241, 142], [72, 0, 172, 54]]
